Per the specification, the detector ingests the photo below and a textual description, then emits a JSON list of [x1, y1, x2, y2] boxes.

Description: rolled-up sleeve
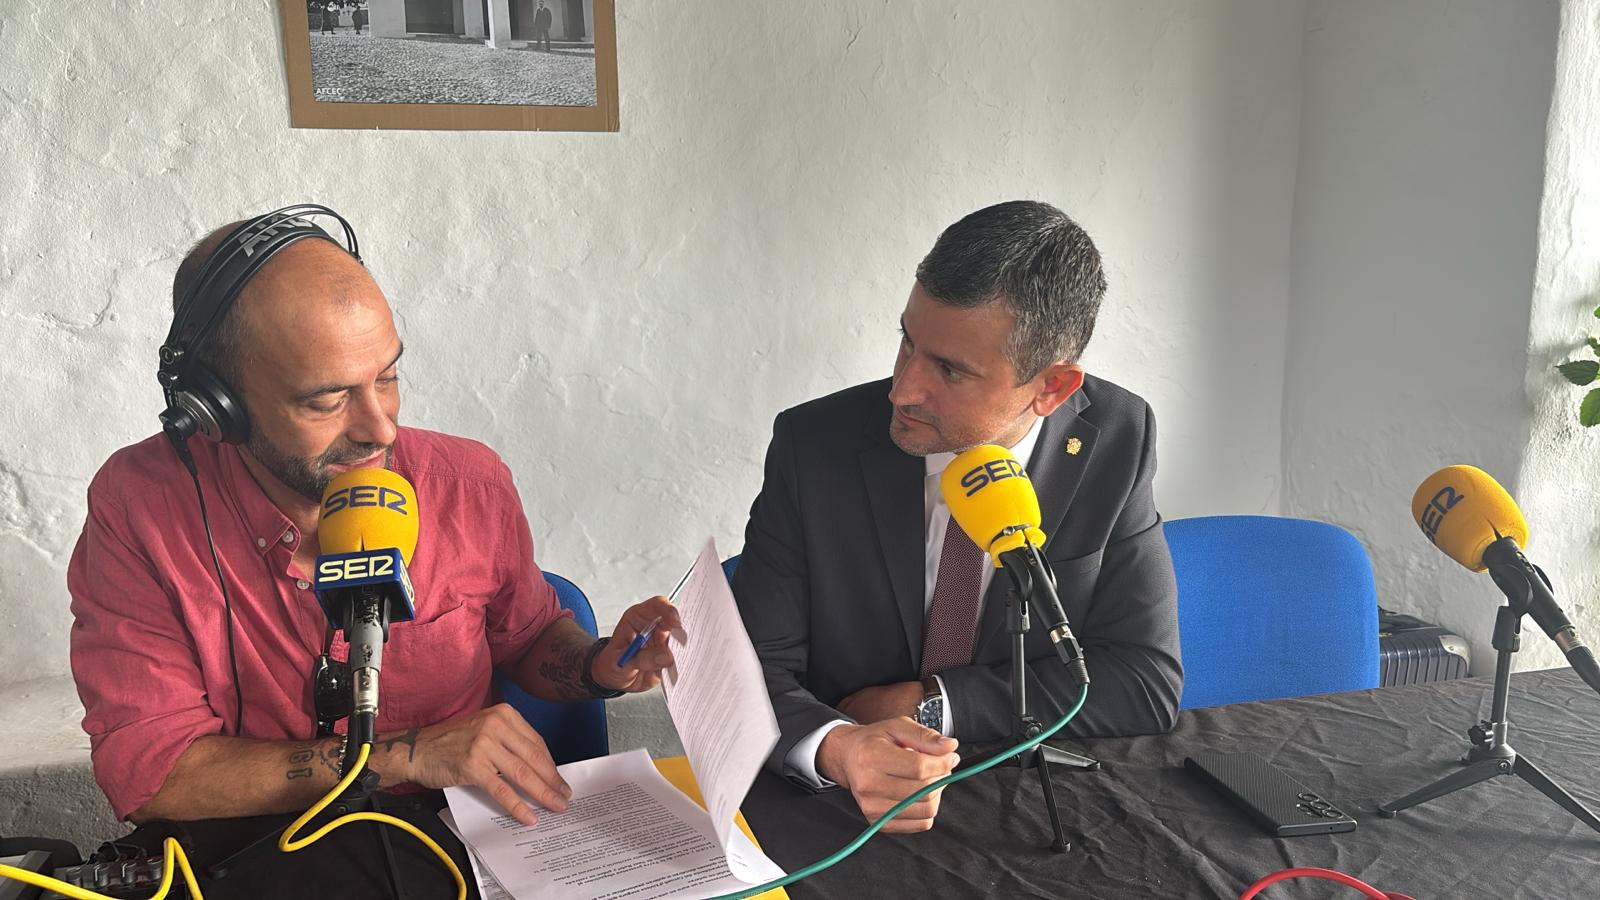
[[67, 485, 222, 821], [482, 461, 566, 668]]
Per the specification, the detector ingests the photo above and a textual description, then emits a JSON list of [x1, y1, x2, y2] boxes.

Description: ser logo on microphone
[[318, 553, 397, 582], [322, 484, 409, 519], [1419, 485, 1464, 544], [314, 548, 415, 606], [960, 458, 1026, 497]]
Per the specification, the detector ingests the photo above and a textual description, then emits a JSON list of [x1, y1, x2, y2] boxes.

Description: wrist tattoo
[[376, 728, 420, 762]]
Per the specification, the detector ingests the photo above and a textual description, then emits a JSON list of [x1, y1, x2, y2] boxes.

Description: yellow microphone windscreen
[[1412, 464, 1528, 572], [318, 467, 419, 564], [941, 445, 1047, 563]]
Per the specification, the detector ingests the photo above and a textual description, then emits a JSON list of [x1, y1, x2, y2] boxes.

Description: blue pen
[[617, 564, 693, 668], [616, 616, 662, 668]]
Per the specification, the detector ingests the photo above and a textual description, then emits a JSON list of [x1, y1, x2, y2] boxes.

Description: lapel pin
[[1065, 437, 1083, 456]]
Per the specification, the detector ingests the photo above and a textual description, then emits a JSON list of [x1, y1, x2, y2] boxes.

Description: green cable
[[711, 684, 1089, 900]]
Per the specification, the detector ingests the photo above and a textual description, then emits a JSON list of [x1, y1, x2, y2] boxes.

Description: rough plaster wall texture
[[0, 0, 1303, 683], [1284, 0, 1559, 673], [0, 678, 120, 852], [1515, 0, 1600, 675]]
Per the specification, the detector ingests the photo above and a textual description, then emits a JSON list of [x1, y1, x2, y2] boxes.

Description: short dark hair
[[915, 200, 1107, 381], [171, 221, 252, 389]]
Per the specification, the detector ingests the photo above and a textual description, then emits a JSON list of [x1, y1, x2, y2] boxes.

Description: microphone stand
[[329, 588, 413, 900], [1378, 546, 1600, 834], [208, 588, 414, 899], [968, 540, 1099, 854]]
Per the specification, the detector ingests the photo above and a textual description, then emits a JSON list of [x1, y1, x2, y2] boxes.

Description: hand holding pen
[[617, 615, 664, 668], [592, 594, 683, 694]]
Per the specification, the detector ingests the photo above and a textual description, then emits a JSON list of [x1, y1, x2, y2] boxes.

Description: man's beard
[[889, 417, 943, 456], [246, 431, 393, 503], [889, 405, 958, 457]]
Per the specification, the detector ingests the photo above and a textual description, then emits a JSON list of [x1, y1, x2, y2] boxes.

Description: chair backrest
[[721, 555, 740, 582], [495, 571, 610, 764], [1166, 515, 1380, 709]]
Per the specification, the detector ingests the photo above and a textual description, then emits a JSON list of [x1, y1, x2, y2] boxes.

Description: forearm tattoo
[[286, 738, 343, 782], [538, 634, 599, 701]]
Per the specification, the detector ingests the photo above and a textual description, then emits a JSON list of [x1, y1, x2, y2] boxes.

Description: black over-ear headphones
[[157, 204, 362, 451]]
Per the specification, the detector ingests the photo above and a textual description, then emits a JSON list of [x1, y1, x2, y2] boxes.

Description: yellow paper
[[654, 756, 790, 899]]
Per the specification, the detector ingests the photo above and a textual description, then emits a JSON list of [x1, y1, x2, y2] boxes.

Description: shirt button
[[281, 532, 295, 545], [296, 580, 311, 590], [256, 537, 267, 548]]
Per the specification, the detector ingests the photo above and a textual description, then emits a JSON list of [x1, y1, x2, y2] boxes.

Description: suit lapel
[[974, 390, 1100, 651], [860, 439, 928, 666]]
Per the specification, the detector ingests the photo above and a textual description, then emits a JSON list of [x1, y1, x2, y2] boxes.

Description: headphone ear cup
[[177, 365, 251, 445]]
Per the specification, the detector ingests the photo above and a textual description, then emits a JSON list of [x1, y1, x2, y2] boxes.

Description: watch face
[[916, 697, 944, 732]]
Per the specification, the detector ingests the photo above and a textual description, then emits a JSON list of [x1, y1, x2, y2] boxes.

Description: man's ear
[[1029, 363, 1086, 417]]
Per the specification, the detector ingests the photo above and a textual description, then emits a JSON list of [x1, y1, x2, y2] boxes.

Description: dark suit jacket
[[731, 376, 1183, 775]]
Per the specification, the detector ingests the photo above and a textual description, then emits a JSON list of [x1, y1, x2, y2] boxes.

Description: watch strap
[[581, 637, 625, 699]]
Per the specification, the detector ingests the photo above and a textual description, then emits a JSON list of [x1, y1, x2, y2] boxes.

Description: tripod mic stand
[[1378, 564, 1600, 834], [965, 556, 1099, 854]]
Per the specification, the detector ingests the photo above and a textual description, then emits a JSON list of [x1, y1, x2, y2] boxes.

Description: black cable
[[174, 440, 245, 738]]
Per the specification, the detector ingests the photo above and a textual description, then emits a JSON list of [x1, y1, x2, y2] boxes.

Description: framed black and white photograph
[[278, 0, 618, 131]]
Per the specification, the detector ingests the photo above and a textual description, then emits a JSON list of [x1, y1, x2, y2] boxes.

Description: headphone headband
[[159, 204, 361, 397], [157, 204, 362, 447]]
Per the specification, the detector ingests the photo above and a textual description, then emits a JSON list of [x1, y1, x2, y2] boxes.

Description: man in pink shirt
[[67, 211, 678, 829]]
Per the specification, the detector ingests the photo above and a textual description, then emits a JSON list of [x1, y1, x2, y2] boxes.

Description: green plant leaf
[[1593, 304, 1600, 319], [1588, 337, 1600, 355], [1582, 389, 1600, 427], [1556, 360, 1600, 385]]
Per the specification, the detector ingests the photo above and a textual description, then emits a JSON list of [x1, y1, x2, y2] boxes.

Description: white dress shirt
[[783, 417, 1046, 787]]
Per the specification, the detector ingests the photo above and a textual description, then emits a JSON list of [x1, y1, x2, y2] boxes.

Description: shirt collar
[[211, 443, 301, 556], [923, 414, 1047, 481]]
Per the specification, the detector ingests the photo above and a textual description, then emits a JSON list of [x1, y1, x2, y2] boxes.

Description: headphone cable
[[170, 434, 246, 738]]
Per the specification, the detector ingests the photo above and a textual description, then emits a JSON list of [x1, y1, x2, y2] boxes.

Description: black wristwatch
[[580, 637, 624, 699], [914, 676, 945, 732]]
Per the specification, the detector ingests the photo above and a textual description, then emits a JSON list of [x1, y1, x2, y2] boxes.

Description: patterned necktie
[[920, 520, 987, 677]]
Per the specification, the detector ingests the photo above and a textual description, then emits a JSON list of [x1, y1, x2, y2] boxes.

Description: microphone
[[1413, 465, 1600, 696], [941, 445, 1088, 685], [314, 467, 419, 745]]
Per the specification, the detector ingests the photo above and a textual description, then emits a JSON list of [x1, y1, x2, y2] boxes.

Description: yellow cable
[[278, 743, 466, 899], [0, 834, 202, 900], [0, 740, 465, 900]]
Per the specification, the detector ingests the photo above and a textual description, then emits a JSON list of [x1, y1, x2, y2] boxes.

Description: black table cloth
[[740, 670, 1600, 900]]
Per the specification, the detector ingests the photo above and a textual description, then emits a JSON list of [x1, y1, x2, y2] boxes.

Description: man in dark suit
[[731, 200, 1183, 832]]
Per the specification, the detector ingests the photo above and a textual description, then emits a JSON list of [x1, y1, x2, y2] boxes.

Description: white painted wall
[[0, 1, 1302, 684], [1283, 0, 1559, 672], [1515, 0, 1600, 674]]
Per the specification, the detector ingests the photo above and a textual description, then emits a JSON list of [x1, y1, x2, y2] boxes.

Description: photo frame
[[278, 0, 619, 131]]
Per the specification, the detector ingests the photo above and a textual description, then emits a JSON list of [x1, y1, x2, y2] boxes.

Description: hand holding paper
[[446, 538, 785, 899]]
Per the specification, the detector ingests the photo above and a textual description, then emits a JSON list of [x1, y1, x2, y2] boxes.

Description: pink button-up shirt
[[67, 427, 564, 820]]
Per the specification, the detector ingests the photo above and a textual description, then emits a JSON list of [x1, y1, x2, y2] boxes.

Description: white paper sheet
[[444, 749, 783, 900], [438, 809, 514, 900], [660, 538, 783, 853]]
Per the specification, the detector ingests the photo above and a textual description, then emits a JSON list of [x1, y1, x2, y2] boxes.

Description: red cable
[[1240, 866, 1416, 900]]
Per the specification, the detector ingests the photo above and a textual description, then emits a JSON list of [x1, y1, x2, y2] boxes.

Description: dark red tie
[[920, 521, 986, 677]]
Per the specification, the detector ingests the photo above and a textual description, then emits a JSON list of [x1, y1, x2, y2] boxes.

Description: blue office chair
[[721, 555, 740, 581], [1165, 515, 1380, 709], [496, 571, 610, 764]]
